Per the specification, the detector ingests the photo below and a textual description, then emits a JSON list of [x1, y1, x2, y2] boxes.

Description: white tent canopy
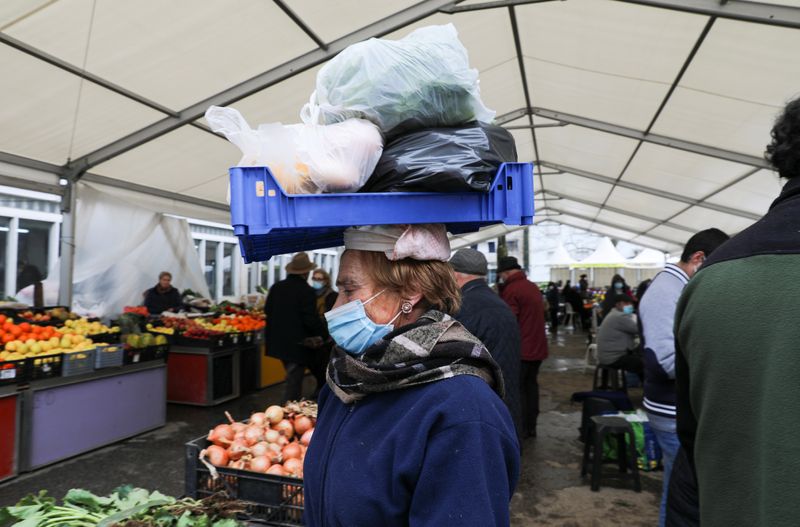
[[2, 0, 799, 266], [627, 248, 667, 268], [571, 236, 628, 268], [547, 243, 577, 268]]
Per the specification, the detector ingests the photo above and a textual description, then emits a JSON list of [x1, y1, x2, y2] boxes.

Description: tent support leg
[[58, 181, 77, 307]]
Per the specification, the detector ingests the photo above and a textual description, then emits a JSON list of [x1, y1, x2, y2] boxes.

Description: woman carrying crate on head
[[303, 224, 520, 527]]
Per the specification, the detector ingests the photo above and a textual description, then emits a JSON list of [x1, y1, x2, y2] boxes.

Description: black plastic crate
[[87, 332, 122, 344], [27, 353, 63, 380], [0, 357, 28, 386], [123, 344, 169, 365], [185, 436, 304, 526], [94, 344, 124, 368], [175, 334, 231, 351]]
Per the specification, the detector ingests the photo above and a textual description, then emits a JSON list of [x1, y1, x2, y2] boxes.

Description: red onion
[[250, 456, 271, 473], [300, 428, 314, 446], [265, 405, 284, 425], [203, 445, 229, 466], [293, 416, 313, 436], [282, 442, 302, 460], [250, 412, 267, 426], [275, 419, 295, 438], [207, 424, 234, 446]]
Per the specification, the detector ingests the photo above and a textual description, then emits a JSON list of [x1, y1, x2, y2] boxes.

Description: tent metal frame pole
[[439, 0, 560, 14], [61, 0, 463, 176], [535, 216, 675, 254], [528, 108, 770, 169], [58, 181, 77, 307], [80, 173, 229, 212], [613, 0, 800, 30], [537, 206, 681, 248], [539, 160, 762, 220], [0, 174, 63, 196], [540, 189, 695, 233]]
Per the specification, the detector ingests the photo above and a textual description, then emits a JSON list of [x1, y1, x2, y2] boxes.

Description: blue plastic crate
[[230, 162, 535, 263]]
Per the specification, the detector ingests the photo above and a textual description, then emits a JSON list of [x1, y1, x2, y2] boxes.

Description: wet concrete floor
[[0, 326, 661, 525]]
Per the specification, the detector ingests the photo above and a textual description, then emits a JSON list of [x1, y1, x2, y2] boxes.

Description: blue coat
[[303, 376, 520, 527]]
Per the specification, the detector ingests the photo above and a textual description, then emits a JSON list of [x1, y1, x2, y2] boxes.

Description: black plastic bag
[[360, 122, 517, 193]]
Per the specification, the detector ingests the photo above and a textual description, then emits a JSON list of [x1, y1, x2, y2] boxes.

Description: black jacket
[[143, 285, 181, 314], [455, 278, 523, 441], [265, 274, 327, 366]]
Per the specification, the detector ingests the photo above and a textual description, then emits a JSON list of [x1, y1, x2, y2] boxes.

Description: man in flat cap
[[450, 248, 522, 444], [497, 256, 548, 438]]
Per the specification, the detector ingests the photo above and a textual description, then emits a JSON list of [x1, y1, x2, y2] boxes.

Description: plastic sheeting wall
[[18, 183, 211, 317]]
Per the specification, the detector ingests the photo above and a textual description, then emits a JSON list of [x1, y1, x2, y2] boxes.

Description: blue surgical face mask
[[614, 282, 624, 290], [324, 290, 401, 356], [311, 280, 325, 290], [622, 305, 634, 315]]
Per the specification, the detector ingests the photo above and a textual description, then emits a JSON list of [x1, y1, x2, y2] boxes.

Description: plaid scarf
[[327, 310, 505, 404]]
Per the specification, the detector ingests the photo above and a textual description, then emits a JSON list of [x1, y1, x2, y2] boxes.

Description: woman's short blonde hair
[[356, 251, 461, 315], [312, 268, 332, 286]]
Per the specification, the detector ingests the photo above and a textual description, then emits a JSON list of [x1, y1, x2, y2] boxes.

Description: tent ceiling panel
[[4, 0, 317, 110], [284, 0, 420, 43], [0, 1, 53, 27], [510, 130, 535, 163], [630, 234, 681, 254], [0, 46, 163, 164], [669, 206, 755, 235], [550, 199, 601, 218], [536, 126, 640, 177], [567, 221, 640, 245], [605, 186, 690, 219], [542, 173, 615, 204], [93, 126, 233, 203], [204, 66, 322, 126], [517, 0, 707, 129], [645, 224, 692, 245], [650, 88, 779, 157], [478, 60, 528, 124], [595, 209, 657, 233], [621, 143, 753, 200], [705, 169, 783, 216]]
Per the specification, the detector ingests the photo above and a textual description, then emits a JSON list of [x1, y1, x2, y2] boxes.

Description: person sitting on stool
[[596, 294, 642, 380]]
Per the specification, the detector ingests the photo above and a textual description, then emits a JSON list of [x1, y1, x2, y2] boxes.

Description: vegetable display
[[0, 486, 244, 527], [199, 401, 316, 479]]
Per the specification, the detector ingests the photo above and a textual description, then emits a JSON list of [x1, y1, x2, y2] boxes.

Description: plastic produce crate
[[185, 436, 303, 526], [94, 344, 124, 369], [27, 353, 62, 380], [62, 349, 96, 377], [123, 344, 169, 365], [87, 332, 121, 344], [229, 162, 535, 263], [0, 358, 27, 386], [174, 334, 233, 351]]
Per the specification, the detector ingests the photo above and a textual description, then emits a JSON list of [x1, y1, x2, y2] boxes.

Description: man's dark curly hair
[[766, 97, 800, 179]]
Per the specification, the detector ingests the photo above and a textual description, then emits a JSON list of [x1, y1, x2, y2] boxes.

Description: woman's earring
[[401, 301, 413, 314]]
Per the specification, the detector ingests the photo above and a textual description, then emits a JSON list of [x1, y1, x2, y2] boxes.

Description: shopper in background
[[264, 252, 327, 402], [304, 225, 519, 526], [143, 271, 182, 314], [497, 256, 548, 438], [596, 294, 642, 379], [671, 97, 800, 526], [450, 248, 523, 443], [562, 280, 583, 330], [309, 268, 338, 399], [545, 281, 560, 334], [600, 274, 633, 318], [638, 228, 729, 527], [634, 279, 653, 304], [578, 273, 589, 293]]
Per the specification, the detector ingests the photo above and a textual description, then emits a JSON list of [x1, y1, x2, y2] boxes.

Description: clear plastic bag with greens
[[205, 106, 383, 194], [300, 24, 494, 139]]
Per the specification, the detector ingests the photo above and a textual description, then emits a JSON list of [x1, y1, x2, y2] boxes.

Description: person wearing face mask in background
[[303, 224, 519, 527], [637, 228, 729, 527], [596, 294, 643, 381], [600, 274, 634, 319], [308, 268, 339, 399]]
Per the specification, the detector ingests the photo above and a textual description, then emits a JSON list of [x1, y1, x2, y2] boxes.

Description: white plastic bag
[[301, 24, 495, 138], [205, 106, 383, 194]]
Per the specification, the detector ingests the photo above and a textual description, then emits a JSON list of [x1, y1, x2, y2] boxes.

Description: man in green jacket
[[674, 97, 800, 526]]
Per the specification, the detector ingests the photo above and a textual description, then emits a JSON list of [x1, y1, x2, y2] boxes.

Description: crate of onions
[[184, 401, 315, 526]]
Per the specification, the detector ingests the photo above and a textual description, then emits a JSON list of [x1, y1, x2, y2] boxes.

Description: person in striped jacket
[[638, 228, 729, 527]]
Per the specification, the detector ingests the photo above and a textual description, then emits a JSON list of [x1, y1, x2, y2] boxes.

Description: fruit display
[[213, 315, 265, 332], [183, 327, 226, 340], [1, 332, 93, 362], [17, 307, 79, 323], [146, 323, 175, 335], [123, 306, 149, 316], [125, 332, 169, 349], [200, 400, 316, 479], [59, 317, 121, 336]]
